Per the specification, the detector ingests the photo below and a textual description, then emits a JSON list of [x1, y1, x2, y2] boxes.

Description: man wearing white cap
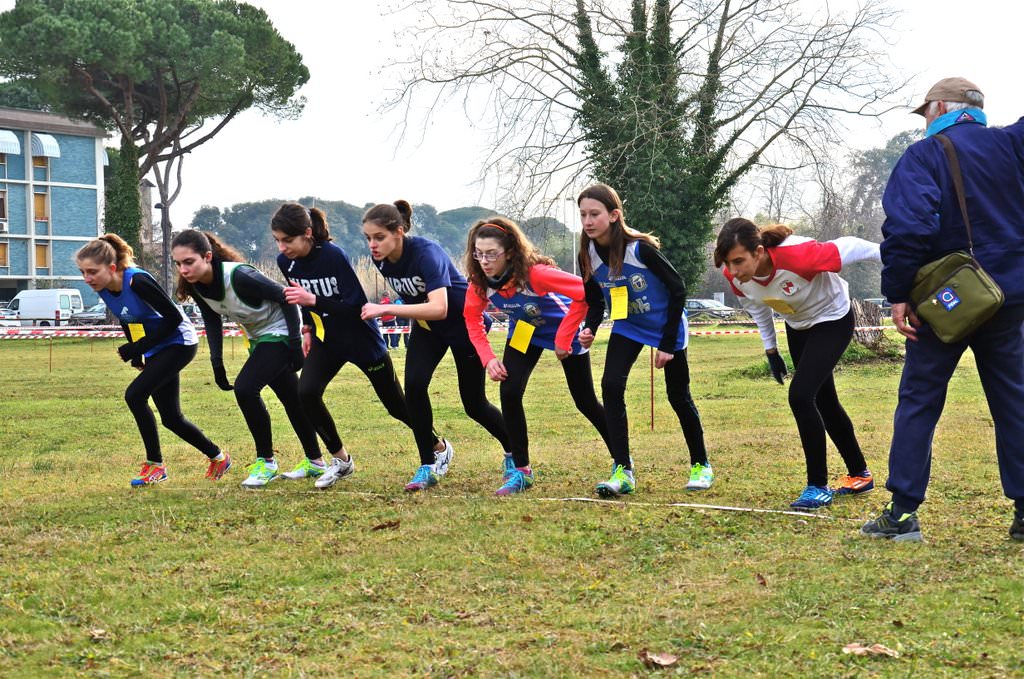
[[861, 78, 1024, 542]]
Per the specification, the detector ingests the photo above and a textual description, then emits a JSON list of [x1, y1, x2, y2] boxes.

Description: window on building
[[32, 156, 47, 168], [0, 242, 8, 267], [35, 242, 49, 270], [0, 189, 6, 219], [34, 191, 48, 221]]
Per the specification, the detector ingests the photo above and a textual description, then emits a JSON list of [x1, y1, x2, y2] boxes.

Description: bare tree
[[386, 0, 905, 285]]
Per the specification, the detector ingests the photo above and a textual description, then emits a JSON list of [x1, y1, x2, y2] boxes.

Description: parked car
[[71, 302, 110, 325], [7, 288, 85, 326], [685, 298, 743, 320], [0, 308, 18, 327]]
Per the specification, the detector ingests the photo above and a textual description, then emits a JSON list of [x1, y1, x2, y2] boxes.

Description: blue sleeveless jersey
[[486, 284, 584, 354], [588, 241, 688, 350], [100, 267, 196, 357]]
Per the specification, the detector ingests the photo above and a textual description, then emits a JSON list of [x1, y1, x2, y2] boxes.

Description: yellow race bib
[[127, 323, 146, 342], [609, 286, 629, 320], [310, 312, 325, 342], [508, 320, 536, 353]]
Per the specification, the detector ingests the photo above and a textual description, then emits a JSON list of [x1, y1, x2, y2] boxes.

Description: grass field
[[1, 331, 1022, 677]]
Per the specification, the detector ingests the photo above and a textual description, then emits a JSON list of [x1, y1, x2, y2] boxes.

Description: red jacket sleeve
[[463, 284, 496, 366], [529, 265, 586, 352]]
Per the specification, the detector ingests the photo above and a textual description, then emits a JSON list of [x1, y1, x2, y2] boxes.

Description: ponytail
[[76, 233, 135, 271], [713, 218, 794, 267], [271, 202, 332, 243], [363, 200, 413, 234]]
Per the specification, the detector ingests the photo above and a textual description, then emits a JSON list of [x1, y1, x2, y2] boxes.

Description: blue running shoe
[[502, 453, 515, 481], [496, 467, 534, 496], [404, 464, 439, 492], [790, 484, 833, 510]]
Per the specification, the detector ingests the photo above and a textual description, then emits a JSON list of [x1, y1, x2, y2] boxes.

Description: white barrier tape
[[1, 324, 897, 340]]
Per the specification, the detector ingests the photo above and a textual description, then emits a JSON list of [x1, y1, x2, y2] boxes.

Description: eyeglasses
[[472, 250, 505, 262]]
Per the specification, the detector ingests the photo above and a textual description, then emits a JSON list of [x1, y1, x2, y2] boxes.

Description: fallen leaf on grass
[[88, 628, 110, 642], [755, 573, 767, 587], [638, 648, 678, 668], [521, 515, 533, 523], [371, 520, 400, 531], [842, 643, 898, 657]]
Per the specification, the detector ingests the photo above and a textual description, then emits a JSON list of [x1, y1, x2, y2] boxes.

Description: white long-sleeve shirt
[[723, 235, 880, 349]]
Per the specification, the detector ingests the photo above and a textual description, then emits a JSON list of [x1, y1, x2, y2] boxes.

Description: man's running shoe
[[404, 464, 439, 492], [205, 453, 232, 481], [860, 502, 922, 542], [596, 464, 635, 497], [496, 467, 534, 496], [314, 455, 355, 489], [282, 457, 326, 480], [130, 462, 167, 487], [790, 485, 834, 510], [502, 453, 515, 481], [434, 440, 454, 476], [240, 459, 279, 488], [685, 462, 714, 490], [1010, 513, 1024, 541], [834, 469, 874, 495]]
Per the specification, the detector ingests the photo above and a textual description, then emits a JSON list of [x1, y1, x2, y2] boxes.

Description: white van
[[8, 288, 85, 326]]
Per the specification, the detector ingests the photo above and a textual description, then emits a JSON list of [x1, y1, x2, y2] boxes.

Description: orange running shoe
[[205, 452, 232, 480], [130, 462, 168, 487], [834, 470, 874, 495]]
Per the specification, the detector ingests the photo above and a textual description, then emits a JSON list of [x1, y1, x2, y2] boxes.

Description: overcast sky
[[4, 0, 1023, 226]]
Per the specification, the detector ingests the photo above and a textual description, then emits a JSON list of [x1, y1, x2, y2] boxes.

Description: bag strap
[[936, 133, 976, 258]]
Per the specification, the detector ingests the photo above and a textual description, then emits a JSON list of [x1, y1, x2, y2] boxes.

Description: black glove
[[287, 340, 304, 372], [130, 356, 145, 370], [117, 342, 137, 363], [212, 362, 233, 391], [766, 350, 788, 384]]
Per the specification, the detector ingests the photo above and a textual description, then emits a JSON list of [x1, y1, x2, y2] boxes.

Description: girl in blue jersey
[[171, 229, 321, 489], [577, 184, 713, 496], [463, 217, 611, 495], [360, 200, 511, 491], [270, 202, 446, 488], [76, 234, 230, 487]]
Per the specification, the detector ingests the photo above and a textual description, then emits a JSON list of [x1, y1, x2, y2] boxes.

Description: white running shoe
[[281, 458, 327, 480], [241, 459, 279, 488], [433, 440, 454, 476], [314, 455, 355, 489]]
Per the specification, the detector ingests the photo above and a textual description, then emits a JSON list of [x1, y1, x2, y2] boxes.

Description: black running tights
[[233, 341, 320, 460], [500, 343, 610, 468], [124, 343, 220, 464], [785, 308, 867, 486], [405, 325, 511, 464], [601, 332, 708, 470]]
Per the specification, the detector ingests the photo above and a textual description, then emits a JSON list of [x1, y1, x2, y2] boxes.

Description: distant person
[[171, 229, 320, 489], [577, 184, 714, 496], [861, 78, 1024, 542], [379, 292, 400, 349], [715, 218, 880, 510], [76, 234, 229, 486], [360, 200, 510, 491], [463, 217, 611, 495], [272, 202, 443, 488]]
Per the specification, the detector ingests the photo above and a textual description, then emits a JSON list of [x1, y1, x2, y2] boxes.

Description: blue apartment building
[[0, 106, 107, 304]]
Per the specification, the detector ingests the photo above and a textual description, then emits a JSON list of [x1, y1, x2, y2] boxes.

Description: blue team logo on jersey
[[937, 287, 960, 311], [523, 303, 541, 318], [628, 273, 647, 292]]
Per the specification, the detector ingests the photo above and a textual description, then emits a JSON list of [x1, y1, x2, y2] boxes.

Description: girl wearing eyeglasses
[[462, 218, 611, 495], [578, 184, 713, 497], [360, 201, 511, 492]]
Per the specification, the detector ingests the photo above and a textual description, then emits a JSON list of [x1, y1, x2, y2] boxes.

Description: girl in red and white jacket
[[715, 218, 880, 510], [463, 217, 611, 495]]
